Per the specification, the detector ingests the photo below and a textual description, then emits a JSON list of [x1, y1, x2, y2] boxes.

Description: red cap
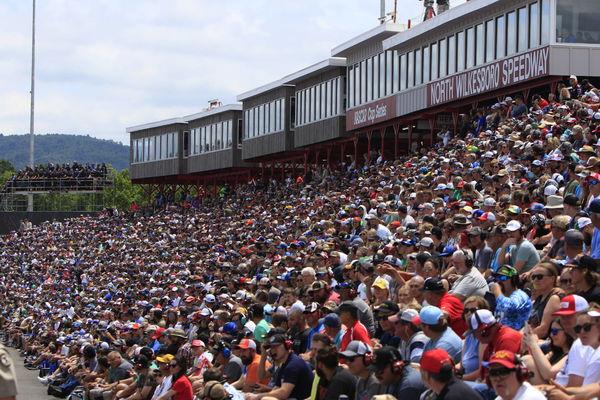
[[184, 296, 195, 303], [586, 172, 600, 181], [131, 323, 140, 329], [552, 294, 589, 316], [420, 348, 453, 373], [487, 350, 519, 369], [234, 338, 257, 350], [191, 339, 206, 347], [152, 327, 166, 339]]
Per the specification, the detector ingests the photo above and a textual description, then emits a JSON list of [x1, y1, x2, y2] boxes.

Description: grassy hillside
[[0, 134, 129, 171]]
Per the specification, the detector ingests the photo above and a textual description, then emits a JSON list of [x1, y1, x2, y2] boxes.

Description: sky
[[1, 0, 426, 145]]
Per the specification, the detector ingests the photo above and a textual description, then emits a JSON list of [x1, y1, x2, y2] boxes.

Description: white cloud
[[1, 0, 425, 144]]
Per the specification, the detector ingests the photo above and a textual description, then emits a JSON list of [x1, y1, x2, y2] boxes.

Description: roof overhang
[[182, 104, 242, 122], [331, 22, 406, 58], [282, 58, 347, 85], [126, 117, 187, 133], [237, 79, 293, 102], [383, 0, 499, 51]]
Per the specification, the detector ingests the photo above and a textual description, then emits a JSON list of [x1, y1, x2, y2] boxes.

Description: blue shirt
[[306, 323, 323, 349], [495, 289, 532, 330], [591, 228, 600, 260], [462, 333, 480, 374], [423, 327, 463, 363]]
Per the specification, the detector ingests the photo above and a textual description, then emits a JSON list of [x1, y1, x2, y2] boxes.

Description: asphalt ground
[[6, 346, 60, 400]]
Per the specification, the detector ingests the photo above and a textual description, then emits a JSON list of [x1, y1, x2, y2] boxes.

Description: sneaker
[[37, 376, 49, 385]]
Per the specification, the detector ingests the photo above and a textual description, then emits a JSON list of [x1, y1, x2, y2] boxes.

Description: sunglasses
[[493, 276, 509, 282], [559, 278, 572, 285], [550, 327, 563, 336], [531, 274, 550, 281], [463, 308, 478, 315], [589, 180, 599, 185], [377, 315, 389, 321], [344, 356, 358, 362], [574, 323, 595, 334], [488, 367, 516, 377], [169, 364, 178, 368]]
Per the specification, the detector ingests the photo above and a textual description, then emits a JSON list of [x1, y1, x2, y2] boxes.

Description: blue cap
[[439, 245, 457, 257], [414, 306, 444, 325], [222, 322, 238, 334], [319, 313, 341, 328], [472, 209, 484, 218]]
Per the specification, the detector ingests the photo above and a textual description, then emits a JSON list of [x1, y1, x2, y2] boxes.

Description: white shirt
[[583, 346, 600, 385], [495, 382, 546, 400], [555, 338, 595, 385], [151, 375, 172, 399]]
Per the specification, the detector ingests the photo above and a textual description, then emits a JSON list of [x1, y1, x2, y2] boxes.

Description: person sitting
[[413, 306, 463, 363], [369, 346, 425, 400], [490, 265, 532, 330], [314, 345, 357, 400], [419, 348, 482, 400], [486, 350, 545, 400]]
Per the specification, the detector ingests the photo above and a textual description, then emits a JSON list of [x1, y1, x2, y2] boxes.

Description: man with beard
[[232, 339, 271, 392], [288, 309, 310, 354], [314, 345, 357, 400], [243, 334, 314, 400]]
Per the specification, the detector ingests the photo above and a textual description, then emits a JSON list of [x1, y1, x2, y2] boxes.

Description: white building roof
[[282, 58, 347, 85], [331, 22, 406, 57], [182, 104, 242, 122], [126, 117, 187, 133]]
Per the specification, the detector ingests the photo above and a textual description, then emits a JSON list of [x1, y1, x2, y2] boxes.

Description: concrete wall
[[0, 211, 99, 234]]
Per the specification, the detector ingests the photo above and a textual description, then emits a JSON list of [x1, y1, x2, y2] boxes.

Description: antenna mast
[[28, 0, 36, 212]]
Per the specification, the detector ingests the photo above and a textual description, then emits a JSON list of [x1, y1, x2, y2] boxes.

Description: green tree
[[103, 169, 146, 211]]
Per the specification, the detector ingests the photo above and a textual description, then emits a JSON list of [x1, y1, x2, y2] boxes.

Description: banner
[[346, 96, 397, 130], [427, 46, 550, 108]]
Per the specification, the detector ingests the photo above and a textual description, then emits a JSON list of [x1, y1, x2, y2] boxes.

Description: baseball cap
[[155, 354, 175, 363], [308, 281, 328, 292], [369, 346, 403, 373], [469, 310, 496, 331], [589, 198, 600, 213], [563, 194, 581, 207], [233, 338, 256, 350], [389, 309, 418, 324], [319, 313, 341, 328], [506, 220, 522, 232], [420, 348, 453, 373], [204, 294, 216, 303], [419, 278, 445, 292], [339, 340, 372, 358], [264, 334, 289, 349], [412, 306, 444, 326], [552, 295, 589, 316], [564, 229, 584, 247], [477, 212, 496, 222], [191, 339, 206, 348], [375, 301, 400, 315], [303, 302, 320, 313], [372, 277, 390, 290], [483, 198, 497, 207], [418, 237, 434, 248], [151, 327, 166, 339], [439, 245, 458, 257], [203, 381, 229, 400], [485, 350, 521, 369]]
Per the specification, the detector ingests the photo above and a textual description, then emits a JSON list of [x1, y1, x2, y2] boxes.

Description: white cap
[[483, 198, 496, 207], [544, 185, 558, 196], [577, 217, 592, 229], [419, 237, 434, 248], [469, 310, 497, 331], [506, 220, 522, 232]]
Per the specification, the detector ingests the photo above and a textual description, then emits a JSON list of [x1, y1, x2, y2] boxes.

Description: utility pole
[[28, 0, 36, 212]]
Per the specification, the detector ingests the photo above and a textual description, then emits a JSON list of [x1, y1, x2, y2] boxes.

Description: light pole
[[28, 0, 36, 212]]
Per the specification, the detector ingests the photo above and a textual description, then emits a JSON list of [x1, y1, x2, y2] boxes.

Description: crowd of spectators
[[2, 75, 600, 400], [4, 162, 109, 191]]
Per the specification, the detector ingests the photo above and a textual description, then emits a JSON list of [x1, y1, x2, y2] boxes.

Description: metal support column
[[366, 130, 373, 166], [393, 124, 400, 159]]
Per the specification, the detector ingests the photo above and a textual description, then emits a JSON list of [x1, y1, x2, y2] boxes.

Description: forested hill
[[0, 134, 129, 171]]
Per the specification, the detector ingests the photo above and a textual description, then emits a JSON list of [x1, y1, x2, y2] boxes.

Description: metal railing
[[1, 168, 114, 194], [405, 0, 470, 28]]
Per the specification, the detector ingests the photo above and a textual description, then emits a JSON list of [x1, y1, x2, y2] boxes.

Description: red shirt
[[171, 375, 194, 400], [340, 320, 371, 351], [438, 292, 468, 338], [480, 325, 523, 380]]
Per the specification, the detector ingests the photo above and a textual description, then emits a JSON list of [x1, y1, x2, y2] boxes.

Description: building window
[[529, 2, 540, 48], [415, 48, 423, 85], [326, 80, 332, 117], [315, 85, 321, 121], [366, 57, 373, 102], [517, 7, 528, 52], [507, 11, 517, 55], [380, 52, 386, 96], [466, 27, 475, 69], [496, 15, 506, 58], [407, 51, 414, 88], [321, 83, 326, 119], [486, 19, 495, 63], [556, 0, 600, 43], [360, 60, 367, 104], [423, 45, 430, 83], [392, 51, 399, 93], [400, 53, 407, 90], [476, 23, 485, 66], [541, 0, 550, 44], [431, 42, 439, 80], [445, 36, 453, 76], [373, 55, 379, 100], [348, 66, 354, 108], [457, 31, 465, 72]]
